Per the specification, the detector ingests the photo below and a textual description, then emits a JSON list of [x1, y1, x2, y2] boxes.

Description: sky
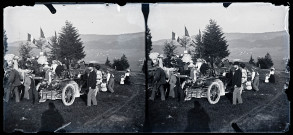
[[4, 4, 145, 43], [148, 3, 289, 41]]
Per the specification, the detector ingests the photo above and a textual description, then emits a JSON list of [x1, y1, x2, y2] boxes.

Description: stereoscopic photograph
[[146, 3, 290, 133], [3, 4, 145, 133]]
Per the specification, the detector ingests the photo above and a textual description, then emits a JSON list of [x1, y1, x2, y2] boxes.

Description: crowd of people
[[148, 51, 276, 105], [3, 52, 132, 107]]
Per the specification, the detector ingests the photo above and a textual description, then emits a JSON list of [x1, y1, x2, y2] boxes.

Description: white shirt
[[125, 72, 130, 77], [96, 70, 102, 79], [270, 70, 275, 75], [101, 83, 107, 91], [251, 72, 255, 81], [106, 73, 111, 83], [158, 58, 163, 68], [120, 77, 125, 84], [51, 64, 58, 73], [195, 61, 203, 71]]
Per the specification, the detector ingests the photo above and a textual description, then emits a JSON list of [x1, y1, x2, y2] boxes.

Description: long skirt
[[269, 74, 275, 83], [125, 76, 130, 85]]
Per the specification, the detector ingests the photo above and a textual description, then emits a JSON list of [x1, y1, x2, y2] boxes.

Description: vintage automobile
[[147, 54, 232, 104], [35, 65, 89, 106], [180, 60, 233, 104]]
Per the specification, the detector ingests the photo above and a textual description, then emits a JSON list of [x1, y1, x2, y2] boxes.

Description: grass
[[3, 71, 145, 133], [147, 67, 289, 132]]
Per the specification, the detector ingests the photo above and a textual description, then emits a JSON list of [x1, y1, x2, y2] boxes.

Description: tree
[[163, 41, 177, 67], [201, 19, 230, 68], [146, 26, 153, 60], [47, 31, 61, 61], [264, 52, 274, 68], [19, 42, 33, 61], [58, 21, 86, 64], [192, 29, 203, 59], [105, 56, 111, 67], [112, 55, 129, 71], [3, 30, 8, 54], [256, 53, 274, 69], [120, 54, 130, 70], [249, 55, 255, 65], [112, 59, 122, 70]]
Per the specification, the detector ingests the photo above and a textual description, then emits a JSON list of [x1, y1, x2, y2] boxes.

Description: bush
[[112, 54, 129, 71], [256, 53, 274, 69]]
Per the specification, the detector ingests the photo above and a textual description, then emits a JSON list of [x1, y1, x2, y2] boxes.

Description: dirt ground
[[3, 71, 145, 133], [147, 70, 290, 133]]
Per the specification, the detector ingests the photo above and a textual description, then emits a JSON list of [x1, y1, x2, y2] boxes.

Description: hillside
[[5, 32, 145, 71], [151, 31, 289, 70]]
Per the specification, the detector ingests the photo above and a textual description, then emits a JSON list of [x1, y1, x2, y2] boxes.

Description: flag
[[40, 28, 45, 38], [27, 33, 31, 41], [185, 26, 190, 37], [55, 31, 57, 38], [172, 31, 175, 40]]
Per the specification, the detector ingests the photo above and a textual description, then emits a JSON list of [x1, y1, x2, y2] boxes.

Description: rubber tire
[[62, 83, 76, 106], [207, 81, 221, 104]]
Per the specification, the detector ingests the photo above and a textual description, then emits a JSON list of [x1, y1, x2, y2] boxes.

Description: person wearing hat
[[86, 63, 97, 106], [107, 74, 115, 93], [106, 70, 111, 84], [232, 62, 243, 105], [12, 55, 20, 70], [149, 61, 167, 101], [251, 67, 259, 91], [169, 70, 177, 98], [23, 70, 32, 100], [4, 61, 22, 103], [269, 67, 275, 83], [239, 63, 247, 94], [27, 72, 39, 104], [124, 69, 131, 85], [158, 54, 164, 68], [189, 64, 197, 83]]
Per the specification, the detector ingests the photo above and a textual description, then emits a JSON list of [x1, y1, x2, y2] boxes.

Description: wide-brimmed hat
[[158, 54, 164, 58], [13, 56, 20, 60]]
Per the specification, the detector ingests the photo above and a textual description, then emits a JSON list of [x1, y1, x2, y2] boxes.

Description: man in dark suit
[[232, 62, 243, 105], [149, 62, 166, 101], [5, 62, 22, 103], [87, 63, 97, 106]]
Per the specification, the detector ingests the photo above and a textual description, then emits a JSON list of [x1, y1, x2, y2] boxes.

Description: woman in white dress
[[124, 69, 131, 85], [269, 67, 275, 83], [100, 79, 108, 92]]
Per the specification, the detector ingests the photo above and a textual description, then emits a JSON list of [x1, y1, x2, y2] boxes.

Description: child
[[265, 73, 270, 83], [120, 75, 125, 84], [100, 79, 107, 92]]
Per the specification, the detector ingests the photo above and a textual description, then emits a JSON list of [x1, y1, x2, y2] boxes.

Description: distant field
[[5, 32, 145, 71]]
